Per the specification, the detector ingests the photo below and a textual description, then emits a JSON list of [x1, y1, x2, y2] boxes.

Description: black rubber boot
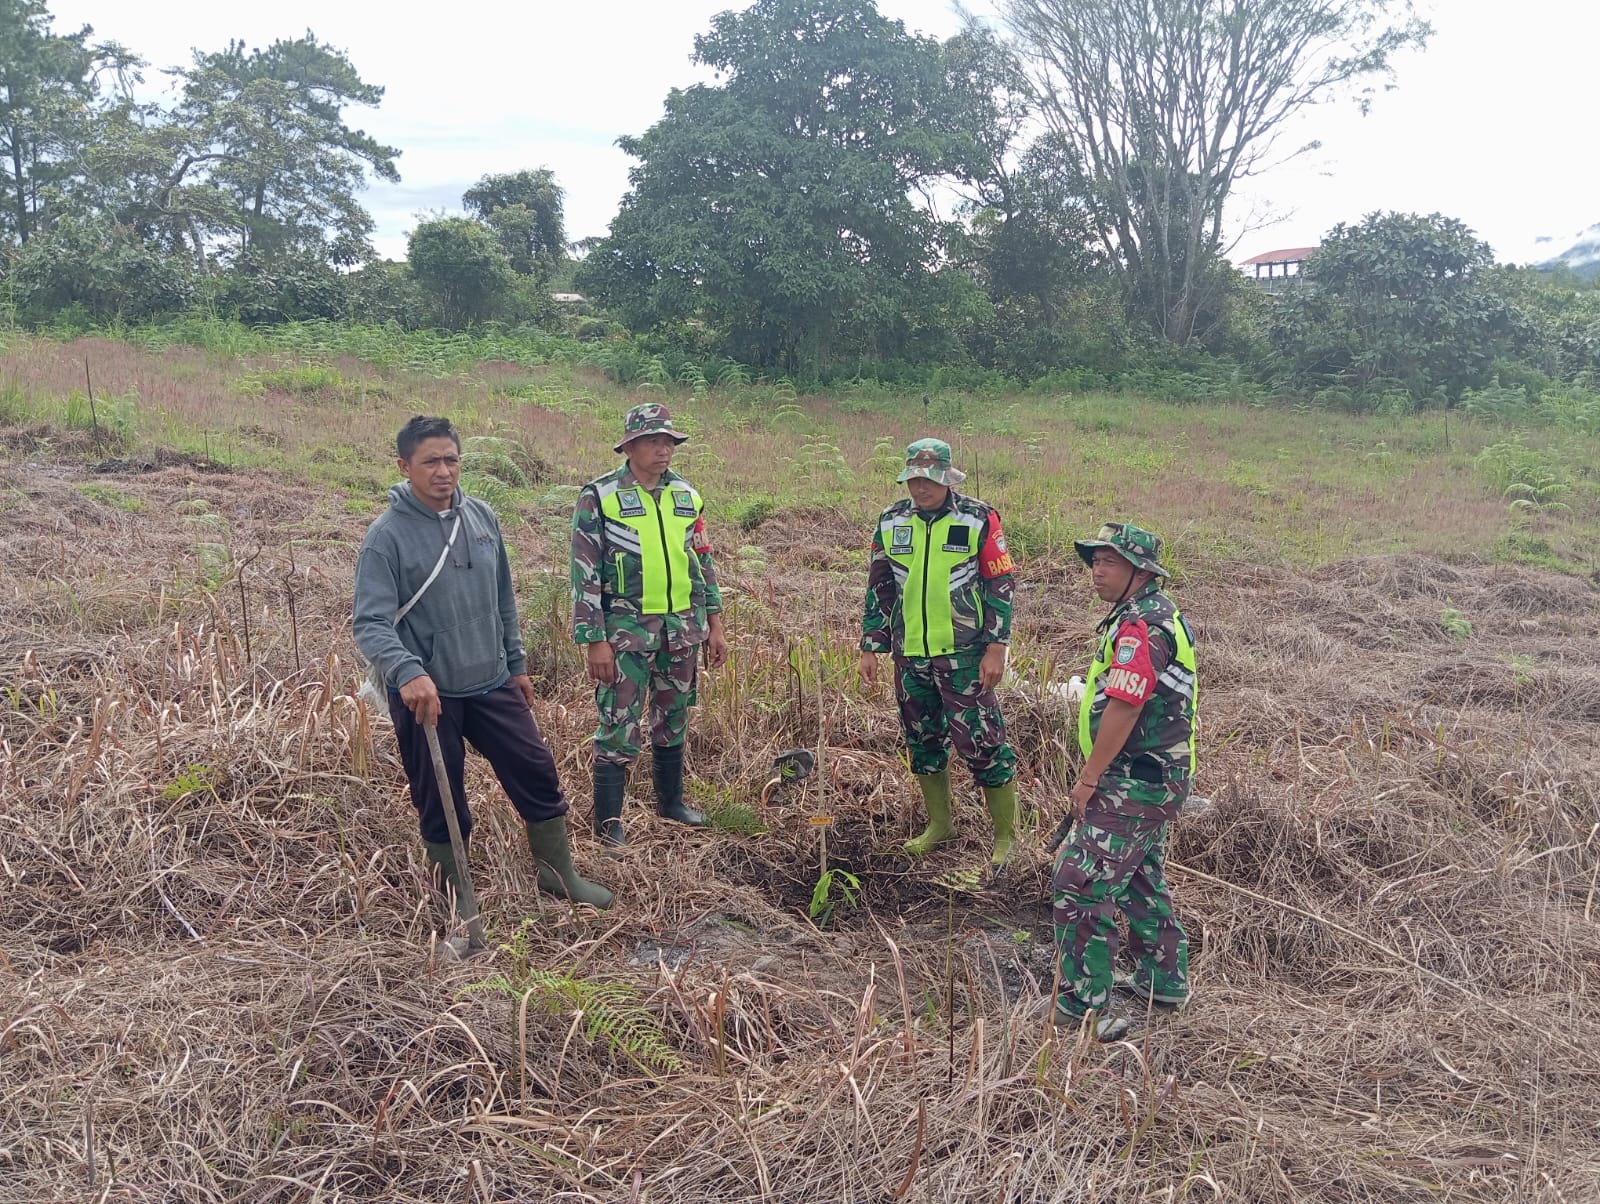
[[651, 743, 704, 827], [593, 760, 627, 849]]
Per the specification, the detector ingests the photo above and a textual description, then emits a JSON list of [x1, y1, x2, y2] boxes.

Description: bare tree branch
[[998, 0, 1430, 343]]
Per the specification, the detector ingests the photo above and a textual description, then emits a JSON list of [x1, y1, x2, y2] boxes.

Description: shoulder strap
[[394, 513, 461, 624]]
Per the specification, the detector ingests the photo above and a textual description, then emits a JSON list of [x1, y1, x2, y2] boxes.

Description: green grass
[[74, 482, 145, 511], [3, 323, 1598, 578]]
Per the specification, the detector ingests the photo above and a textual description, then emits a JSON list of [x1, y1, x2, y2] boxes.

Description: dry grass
[[2, 339, 1599, 1202]]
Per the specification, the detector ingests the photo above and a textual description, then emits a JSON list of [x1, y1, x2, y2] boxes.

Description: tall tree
[[164, 32, 399, 263], [0, 0, 112, 244], [578, 0, 991, 372], [957, 131, 1103, 327], [998, 0, 1431, 344], [462, 168, 565, 278], [408, 215, 513, 330]]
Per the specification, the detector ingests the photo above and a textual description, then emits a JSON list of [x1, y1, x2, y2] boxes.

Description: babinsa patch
[[1116, 635, 1140, 666], [672, 489, 697, 517], [617, 488, 646, 517], [1104, 666, 1149, 699]]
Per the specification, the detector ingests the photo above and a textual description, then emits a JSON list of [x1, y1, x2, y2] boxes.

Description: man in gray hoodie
[[353, 415, 612, 911]]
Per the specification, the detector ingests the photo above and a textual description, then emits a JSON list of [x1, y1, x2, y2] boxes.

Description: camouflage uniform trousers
[[1052, 775, 1188, 1018], [894, 648, 1016, 788], [592, 642, 698, 766]]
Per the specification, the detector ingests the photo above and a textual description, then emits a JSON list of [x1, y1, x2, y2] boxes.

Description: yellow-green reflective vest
[[880, 508, 987, 657], [598, 480, 702, 614], [1077, 601, 1198, 777]]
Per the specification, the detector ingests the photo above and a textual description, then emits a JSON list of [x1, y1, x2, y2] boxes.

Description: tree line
[[2, 0, 1597, 406]]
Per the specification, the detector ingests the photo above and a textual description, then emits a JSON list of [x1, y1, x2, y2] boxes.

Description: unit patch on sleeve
[[616, 488, 646, 517], [1101, 618, 1155, 704], [979, 513, 1015, 578]]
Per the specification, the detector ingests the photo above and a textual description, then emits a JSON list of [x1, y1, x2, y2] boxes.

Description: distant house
[[1238, 246, 1316, 294], [550, 292, 588, 304]]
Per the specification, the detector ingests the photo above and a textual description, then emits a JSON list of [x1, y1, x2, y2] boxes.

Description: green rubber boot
[[423, 839, 469, 919], [904, 769, 956, 856], [982, 780, 1019, 872], [525, 816, 613, 909]]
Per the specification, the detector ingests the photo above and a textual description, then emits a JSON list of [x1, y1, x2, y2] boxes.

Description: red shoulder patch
[[1101, 617, 1154, 705], [979, 513, 1014, 579]]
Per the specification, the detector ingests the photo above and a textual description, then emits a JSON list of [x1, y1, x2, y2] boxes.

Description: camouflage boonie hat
[[1074, 521, 1169, 578], [895, 437, 967, 486], [614, 403, 690, 453]]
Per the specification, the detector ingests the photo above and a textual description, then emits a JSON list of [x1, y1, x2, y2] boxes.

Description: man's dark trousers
[[388, 680, 568, 844]]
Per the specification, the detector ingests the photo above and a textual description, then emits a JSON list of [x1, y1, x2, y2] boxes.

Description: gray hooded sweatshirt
[[352, 482, 526, 697]]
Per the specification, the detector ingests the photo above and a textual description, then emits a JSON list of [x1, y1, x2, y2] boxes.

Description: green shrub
[[1542, 383, 1600, 438], [62, 388, 138, 438], [731, 495, 779, 532], [1439, 604, 1472, 642], [1491, 531, 1587, 575], [1475, 440, 1570, 496], [75, 483, 144, 511], [1461, 383, 1538, 426]]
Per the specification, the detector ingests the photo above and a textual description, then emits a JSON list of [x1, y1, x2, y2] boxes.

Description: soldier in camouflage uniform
[[571, 403, 727, 847], [1051, 521, 1197, 1041], [858, 438, 1019, 877]]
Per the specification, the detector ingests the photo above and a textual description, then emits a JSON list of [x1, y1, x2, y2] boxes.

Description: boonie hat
[[1074, 521, 1170, 578], [895, 437, 966, 486], [615, 403, 690, 453]]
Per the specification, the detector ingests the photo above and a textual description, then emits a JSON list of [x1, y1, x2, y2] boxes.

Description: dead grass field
[[2, 335, 1599, 1203]]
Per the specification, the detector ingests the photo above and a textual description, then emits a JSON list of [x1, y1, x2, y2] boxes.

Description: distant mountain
[[1537, 223, 1600, 279]]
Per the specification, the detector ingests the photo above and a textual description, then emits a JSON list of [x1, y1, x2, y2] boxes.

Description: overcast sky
[[49, 0, 1600, 265]]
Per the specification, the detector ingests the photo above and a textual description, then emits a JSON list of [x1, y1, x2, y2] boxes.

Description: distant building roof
[[551, 292, 587, 303], [1239, 246, 1317, 266]]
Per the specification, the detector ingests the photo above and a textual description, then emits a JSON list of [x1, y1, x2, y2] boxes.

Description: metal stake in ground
[[425, 723, 488, 959]]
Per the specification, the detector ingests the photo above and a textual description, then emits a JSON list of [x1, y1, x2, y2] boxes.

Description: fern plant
[[641, 355, 671, 386], [460, 470, 516, 512], [868, 436, 902, 476], [461, 436, 530, 487], [1504, 472, 1571, 514], [677, 361, 709, 394], [469, 924, 684, 1074]]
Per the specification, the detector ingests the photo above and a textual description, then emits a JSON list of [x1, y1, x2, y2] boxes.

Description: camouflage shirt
[[1084, 581, 1196, 780], [570, 464, 723, 653], [861, 491, 1013, 656]]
